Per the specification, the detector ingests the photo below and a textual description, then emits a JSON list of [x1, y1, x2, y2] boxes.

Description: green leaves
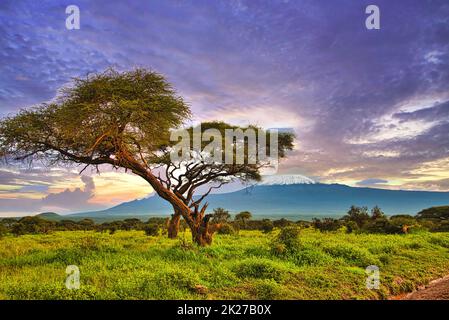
[[0, 68, 190, 166]]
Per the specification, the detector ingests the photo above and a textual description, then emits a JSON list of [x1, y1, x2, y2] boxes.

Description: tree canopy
[[0, 68, 190, 168]]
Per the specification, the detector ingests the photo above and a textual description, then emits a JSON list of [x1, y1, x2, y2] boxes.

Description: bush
[[143, 269, 201, 299], [273, 218, 293, 228], [109, 226, 117, 235], [0, 224, 7, 238], [431, 221, 449, 232], [122, 218, 144, 231], [293, 248, 332, 266], [144, 224, 159, 236], [271, 226, 300, 256], [345, 221, 359, 233], [233, 259, 285, 281], [312, 218, 341, 232], [234, 211, 252, 227], [11, 223, 27, 236], [217, 223, 236, 235], [417, 206, 449, 221], [323, 244, 378, 267], [260, 219, 274, 233], [211, 208, 231, 224], [251, 279, 281, 299], [363, 218, 395, 234], [342, 206, 370, 228]]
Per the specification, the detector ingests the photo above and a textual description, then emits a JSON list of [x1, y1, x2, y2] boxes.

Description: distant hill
[[36, 212, 62, 221], [69, 175, 449, 219]]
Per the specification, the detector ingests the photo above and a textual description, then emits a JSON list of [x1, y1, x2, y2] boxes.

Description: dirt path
[[394, 275, 449, 300]]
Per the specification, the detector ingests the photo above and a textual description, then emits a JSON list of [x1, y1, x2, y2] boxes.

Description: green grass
[[1, 229, 449, 300]]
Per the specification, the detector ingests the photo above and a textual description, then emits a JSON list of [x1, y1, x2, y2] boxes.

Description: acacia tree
[[235, 211, 252, 227], [211, 208, 231, 224], [0, 69, 294, 246]]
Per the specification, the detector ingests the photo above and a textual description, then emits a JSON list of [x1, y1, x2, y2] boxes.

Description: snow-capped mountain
[[70, 174, 449, 219], [258, 174, 315, 186]]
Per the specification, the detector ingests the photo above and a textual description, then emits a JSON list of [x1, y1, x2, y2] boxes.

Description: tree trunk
[[167, 212, 181, 239], [121, 152, 215, 246], [167, 207, 214, 246], [190, 214, 214, 246]]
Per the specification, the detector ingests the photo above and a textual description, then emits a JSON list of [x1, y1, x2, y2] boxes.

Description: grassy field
[[1, 229, 449, 300]]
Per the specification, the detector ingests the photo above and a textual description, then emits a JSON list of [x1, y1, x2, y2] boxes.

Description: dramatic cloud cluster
[[41, 175, 95, 209], [0, 168, 104, 215], [0, 167, 153, 216], [0, 0, 448, 215]]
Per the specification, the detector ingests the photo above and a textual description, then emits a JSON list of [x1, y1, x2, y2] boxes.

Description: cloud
[[0, 168, 154, 216], [401, 178, 449, 191], [41, 175, 95, 210], [0, 173, 105, 216], [356, 178, 389, 186], [0, 0, 449, 209]]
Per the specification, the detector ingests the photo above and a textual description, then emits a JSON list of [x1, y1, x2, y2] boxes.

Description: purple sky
[[0, 0, 449, 215]]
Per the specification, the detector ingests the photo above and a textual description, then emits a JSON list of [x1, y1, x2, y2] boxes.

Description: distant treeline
[[1, 205, 448, 237], [311, 205, 449, 234]]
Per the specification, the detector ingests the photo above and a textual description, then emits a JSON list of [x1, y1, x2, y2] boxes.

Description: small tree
[[235, 211, 252, 227], [260, 219, 274, 233], [78, 218, 95, 231], [371, 206, 385, 220], [122, 218, 144, 231], [211, 208, 231, 224], [0, 69, 293, 246], [312, 217, 341, 232], [144, 224, 160, 236], [343, 206, 370, 228], [273, 218, 292, 228]]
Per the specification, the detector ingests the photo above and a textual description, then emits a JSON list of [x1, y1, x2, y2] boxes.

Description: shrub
[[234, 211, 252, 227], [431, 221, 449, 232], [109, 226, 117, 235], [154, 270, 197, 289], [11, 223, 27, 236], [0, 224, 7, 238], [251, 279, 281, 299], [429, 236, 449, 248], [345, 221, 359, 233], [122, 218, 144, 231], [140, 269, 201, 299], [57, 220, 81, 231], [273, 218, 293, 228], [323, 244, 378, 267], [233, 259, 285, 281], [389, 216, 417, 233], [78, 218, 95, 231], [416, 206, 449, 221], [371, 206, 385, 220], [217, 223, 236, 235], [271, 243, 287, 256], [144, 224, 159, 236], [211, 208, 231, 224], [342, 206, 370, 228], [10, 216, 56, 235], [293, 248, 332, 266], [363, 218, 394, 234], [260, 219, 274, 233], [312, 218, 341, 232], [271, 226, 300, 256]]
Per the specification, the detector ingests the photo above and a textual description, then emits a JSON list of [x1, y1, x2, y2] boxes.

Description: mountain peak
[[258, 174, 316, 186]]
